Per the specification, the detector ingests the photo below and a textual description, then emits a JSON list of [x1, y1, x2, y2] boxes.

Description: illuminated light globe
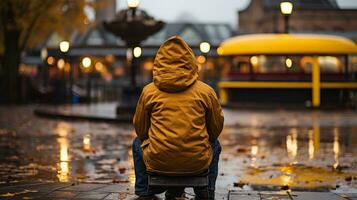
[[250, 56, 258, 66], [95, 62, 104, 71], [57, 59, 65, 69], [285, 58, 293, 68], [280, 2, 293, 15], [82, 57, 92, 68], [200, 42, 211, 53], [127, 0, 140, 8], [133, 47, 142, 58], [59, 41, 70, 53]]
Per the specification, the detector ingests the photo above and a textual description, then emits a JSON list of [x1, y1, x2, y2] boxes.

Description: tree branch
[[19, 0, 54, 50]]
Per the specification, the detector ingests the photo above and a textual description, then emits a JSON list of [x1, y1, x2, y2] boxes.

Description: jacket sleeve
[[206, 89, 224, 142], [133, 89, 151, 140]]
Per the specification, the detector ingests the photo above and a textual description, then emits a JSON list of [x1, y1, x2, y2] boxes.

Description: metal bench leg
[[165, 187, 185, 199], [194, 186, 213, 200]]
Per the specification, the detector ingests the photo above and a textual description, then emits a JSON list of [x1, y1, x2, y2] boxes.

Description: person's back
[[132, 36, 224, 199]]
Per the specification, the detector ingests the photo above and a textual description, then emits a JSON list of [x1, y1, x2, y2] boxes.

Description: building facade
[[239, 0, 357, 39]]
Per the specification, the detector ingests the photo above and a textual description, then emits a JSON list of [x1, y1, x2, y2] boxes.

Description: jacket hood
[[153, 36, 199, 93]]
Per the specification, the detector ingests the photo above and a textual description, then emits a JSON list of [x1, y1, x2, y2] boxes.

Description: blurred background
[[1, 0, 356, 107]]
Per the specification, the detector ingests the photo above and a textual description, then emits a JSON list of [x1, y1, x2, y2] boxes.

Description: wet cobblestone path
[[0, 105, 357, 199]]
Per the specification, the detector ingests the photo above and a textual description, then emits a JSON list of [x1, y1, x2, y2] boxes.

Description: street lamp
[[280, 1, 293, 33], [40, 48, 48, 87], [133, 46, 142, 58], [199, 42, 211, 81], [82, 57, 92, 68], [103, 0, 164, 115], [127, 0, 140, 9], [59, 40, 71, 102], [59, 41, 70, 53], [47, 56, 55, 65], [200, 42, 211, 54], [81, 57, 92, 103], [127, 0, 140, 18]]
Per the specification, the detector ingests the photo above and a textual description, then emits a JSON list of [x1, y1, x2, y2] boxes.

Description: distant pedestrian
[[132, 36, 224, 199]]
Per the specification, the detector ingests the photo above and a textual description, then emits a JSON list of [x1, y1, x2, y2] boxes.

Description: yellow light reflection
[[58, 137, 70, 182], [251, 142, 259, 168], [333, 128, 340, 169], [83, 134, 91, 152], [56, 122, 71, 137], [251, 145, 258, 155], [308, 130, 315, 160], [286, 129, 298, 160], [281, 175, 292, 186], [127, 138, 136, 187], [280, 166, 293, 187]]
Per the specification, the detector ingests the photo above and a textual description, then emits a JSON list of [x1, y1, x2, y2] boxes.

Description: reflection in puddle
[[286, 128, 298, 162], [223, 124, 357, 190], [83, 134, 91, 152], [127, 148, 136, 187], [333, 128, 340, 169], [57, 123, 70, 182], [242, 165, 356, 188], [308, 130, 315, 160], [280, 166, 293, 187], [251, 144, 258, 168]]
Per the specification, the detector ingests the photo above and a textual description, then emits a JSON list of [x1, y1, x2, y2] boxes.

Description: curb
[[33, 108, 132, 123]]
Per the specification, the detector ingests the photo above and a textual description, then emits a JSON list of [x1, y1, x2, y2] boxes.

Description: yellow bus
[[217, 34, 357, 108]]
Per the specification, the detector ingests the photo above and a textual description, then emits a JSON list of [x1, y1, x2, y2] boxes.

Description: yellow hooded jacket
[[133, 36, 224, 175]]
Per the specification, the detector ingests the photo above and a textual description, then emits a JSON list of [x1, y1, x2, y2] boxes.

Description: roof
[[218, 34, 357, 55], [70, 22, 235, 47], [262, 0, 339, 10]]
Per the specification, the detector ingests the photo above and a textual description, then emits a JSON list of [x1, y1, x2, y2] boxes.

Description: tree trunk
[[3, 28, 21, 103]]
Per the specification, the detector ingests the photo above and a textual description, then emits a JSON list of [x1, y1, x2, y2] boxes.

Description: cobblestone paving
[[1, 182, 357, 200]]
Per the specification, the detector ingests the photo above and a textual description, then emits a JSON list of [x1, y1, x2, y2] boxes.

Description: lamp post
[[127, 0, 140, 16], [103, 0, 164, 115], [40, 48, 48, 88], [82, 57, 92, 103], [280, 1, 293, 33], [200, 42, 211, 81], [132, 46, 142, 86], [59, 40, 71, 102]]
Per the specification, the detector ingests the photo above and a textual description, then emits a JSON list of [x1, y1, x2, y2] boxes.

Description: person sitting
[[132, 35, 224, 199]]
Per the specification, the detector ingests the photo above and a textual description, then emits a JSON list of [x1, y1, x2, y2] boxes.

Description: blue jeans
[[132, 137, 222, 197]]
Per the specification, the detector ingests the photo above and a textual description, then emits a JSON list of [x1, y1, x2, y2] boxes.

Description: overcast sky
[[115, 0, 357, 28]]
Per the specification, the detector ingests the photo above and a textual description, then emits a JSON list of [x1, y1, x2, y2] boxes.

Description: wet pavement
[[1, 182, 357, 200], [0, 104, 357, 198]]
